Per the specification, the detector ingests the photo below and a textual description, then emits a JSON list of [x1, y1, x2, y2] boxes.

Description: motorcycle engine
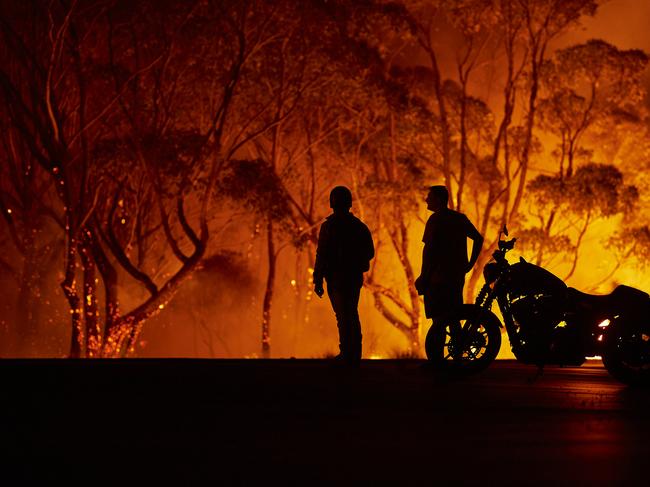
[[510, 292, 584, 365], [510, 293, 563, 332]]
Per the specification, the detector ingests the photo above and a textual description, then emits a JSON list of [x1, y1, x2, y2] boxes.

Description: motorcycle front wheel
[[425, 304, 502, 375], [602, 322, 650, 385]]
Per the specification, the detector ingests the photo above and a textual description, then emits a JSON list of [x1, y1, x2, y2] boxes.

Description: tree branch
[[101, 190, 158, 296]]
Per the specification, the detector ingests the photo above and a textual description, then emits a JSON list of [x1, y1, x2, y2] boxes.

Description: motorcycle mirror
[[503, 225, 509, 237]]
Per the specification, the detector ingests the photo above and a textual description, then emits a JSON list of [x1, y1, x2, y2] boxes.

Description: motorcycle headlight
[[483, 263, 499, 284]]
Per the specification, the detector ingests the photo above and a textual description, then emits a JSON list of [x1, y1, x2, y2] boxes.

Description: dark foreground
[[2, 359, 650, 485]]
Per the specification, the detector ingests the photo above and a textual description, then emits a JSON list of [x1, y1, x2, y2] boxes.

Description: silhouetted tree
[[220, 0, 413, 357], [0, 0, 292, 357], [402, 0, 601, 301], [518, 39, 647, 280], [521, 164, 638, 280]]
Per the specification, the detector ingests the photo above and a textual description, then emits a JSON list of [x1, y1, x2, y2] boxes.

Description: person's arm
[[466, 218, 484, 273], [415, 219, 434, 295], [313, 223, 328, 297], [415, 244, 434, 293], [364, 224, 374, 263]]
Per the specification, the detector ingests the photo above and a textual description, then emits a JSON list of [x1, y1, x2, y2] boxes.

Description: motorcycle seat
[[566, 287, 611, 308], [567, 285, 649, 312]]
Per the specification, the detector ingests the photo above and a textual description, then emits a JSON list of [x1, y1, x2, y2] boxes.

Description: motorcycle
[[425, 226, 650, 384]]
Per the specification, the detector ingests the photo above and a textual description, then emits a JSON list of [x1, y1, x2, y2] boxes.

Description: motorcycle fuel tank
[[503, 261, 567, 299]]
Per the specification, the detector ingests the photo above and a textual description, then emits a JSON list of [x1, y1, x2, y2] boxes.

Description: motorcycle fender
[[600, 317, 647, 355], [471, 306, 504, 328], [604, 316, 645, 338]]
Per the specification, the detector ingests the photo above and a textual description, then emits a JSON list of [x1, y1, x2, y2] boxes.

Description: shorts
[[423, 279, 464, 319]]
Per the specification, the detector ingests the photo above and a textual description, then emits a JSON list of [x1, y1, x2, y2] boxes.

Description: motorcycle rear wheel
[[425, 304, 502, 375], [602, 323, 650, 385]]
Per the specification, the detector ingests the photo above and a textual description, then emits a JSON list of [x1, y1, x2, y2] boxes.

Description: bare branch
[[101, 190, 158, 296], [365, 277, 413, 319], [368, 291, 414, 336], [177, 197, 200, 249]]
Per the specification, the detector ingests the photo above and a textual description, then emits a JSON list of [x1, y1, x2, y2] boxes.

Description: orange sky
[[573, 0, 650, 52]]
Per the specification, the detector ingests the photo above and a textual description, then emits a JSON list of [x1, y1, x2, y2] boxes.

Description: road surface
[[2, 359, 649, 485]]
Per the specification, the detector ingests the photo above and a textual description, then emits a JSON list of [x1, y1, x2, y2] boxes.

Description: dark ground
[[2, 359, 650, 486]]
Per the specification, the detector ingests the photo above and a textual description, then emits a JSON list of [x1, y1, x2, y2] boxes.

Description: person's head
[[329, 186, 352, 212], [426, 185, 448, 212]]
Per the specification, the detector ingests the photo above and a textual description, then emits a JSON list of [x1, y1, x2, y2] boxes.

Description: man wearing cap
[[313, 186, 374, 366]]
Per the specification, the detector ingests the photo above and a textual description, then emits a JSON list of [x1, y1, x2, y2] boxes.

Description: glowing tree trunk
[[366, 215, 422, 355], [261, 220, 275, 358]]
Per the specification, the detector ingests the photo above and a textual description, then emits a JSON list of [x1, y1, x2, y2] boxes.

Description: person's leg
[[426, 280, 465, 357], [345, 283, 362, 363], [327, 276, 362, 363], [327, 283, 348, 358]]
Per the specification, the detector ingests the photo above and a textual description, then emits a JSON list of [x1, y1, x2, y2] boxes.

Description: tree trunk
[[509, 42, 546, 223], [261, 219, 275, 358], [408, 323, 421, 354], [63, 243, 83, 359], [88, 225, 119, 352], [457, 79, 469, 212], [422, 42, 453, 200], [79, 237, 100, 357]]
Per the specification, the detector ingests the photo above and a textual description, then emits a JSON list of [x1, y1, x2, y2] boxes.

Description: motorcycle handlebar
[[498, 237, 517, 251]]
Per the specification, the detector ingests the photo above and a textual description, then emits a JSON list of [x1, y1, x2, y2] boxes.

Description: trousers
[[326, 274, 363, 362]]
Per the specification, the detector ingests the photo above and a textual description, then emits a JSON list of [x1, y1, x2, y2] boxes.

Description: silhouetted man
[[415, 185, 483, 320], [314, 186, 374, 366]]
